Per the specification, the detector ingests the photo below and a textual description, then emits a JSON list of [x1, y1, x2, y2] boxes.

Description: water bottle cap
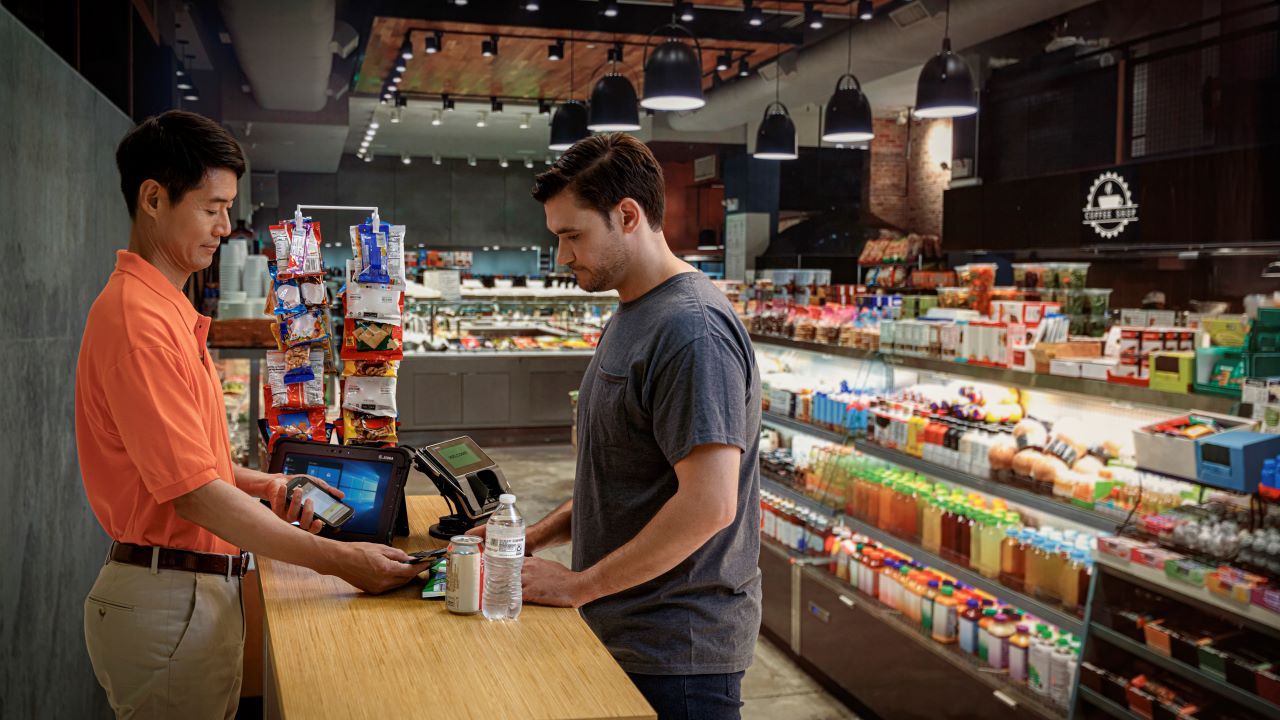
[[499, 493, 516, 504]]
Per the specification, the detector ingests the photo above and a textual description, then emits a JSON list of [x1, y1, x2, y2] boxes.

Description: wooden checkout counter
[[256, 495, 655, 720]]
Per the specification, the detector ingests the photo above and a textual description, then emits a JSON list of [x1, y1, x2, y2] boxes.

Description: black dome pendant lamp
[[914, 0, 977, 119], [589, 45, 641, 132], [641, 23, 705, 111], [549, 37, 590, 151], [754, 6, 797, 160], [822, 4, 874, 143]]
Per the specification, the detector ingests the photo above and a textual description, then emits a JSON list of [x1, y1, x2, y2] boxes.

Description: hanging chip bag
[[341, 318, 403, 360], [342, 375, 397, 417], [342, 408, 398, 446], [272, 280, 305, 317], [299, 277, 328, 307], [346, 263, 403, 323], [266, 351, 325, 408], [279, 307, 329, 347], [343, 360, 399, 377]]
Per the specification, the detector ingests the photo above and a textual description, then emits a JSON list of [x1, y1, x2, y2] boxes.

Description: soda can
[[445, 535, 483, 615]]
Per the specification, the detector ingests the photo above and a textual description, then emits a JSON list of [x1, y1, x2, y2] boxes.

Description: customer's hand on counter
[[521, 557, 595, 608], [332, 543, 424, 595]]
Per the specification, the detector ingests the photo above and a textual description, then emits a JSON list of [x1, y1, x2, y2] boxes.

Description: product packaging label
[[485, 525, 525, 559]]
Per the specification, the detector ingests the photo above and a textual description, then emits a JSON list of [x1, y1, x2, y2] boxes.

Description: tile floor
[[406, 443, 860, 720]]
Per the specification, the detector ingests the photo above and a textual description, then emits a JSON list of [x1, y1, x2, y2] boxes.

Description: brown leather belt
[[110, 542, 248, 578]]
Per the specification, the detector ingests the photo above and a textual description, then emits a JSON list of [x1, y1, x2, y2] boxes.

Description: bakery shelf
[[852, 442, 1120, 533], [1088, 624, 1280, 719], [1075, 686, 1140, 720], [1092, 553, 1280, 636], [761, 411, 850, 445], [749, 334, 1239, 414]]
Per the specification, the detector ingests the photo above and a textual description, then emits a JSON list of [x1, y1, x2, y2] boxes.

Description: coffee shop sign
[[1082, 171, 1139, 239]]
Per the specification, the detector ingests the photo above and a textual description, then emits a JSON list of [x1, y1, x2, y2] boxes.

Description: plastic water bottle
[[482, 494, 525, 621]]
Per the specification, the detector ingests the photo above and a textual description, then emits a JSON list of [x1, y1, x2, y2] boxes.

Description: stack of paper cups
[[220, 239, 247, 293], [242, 255, 268, 297]]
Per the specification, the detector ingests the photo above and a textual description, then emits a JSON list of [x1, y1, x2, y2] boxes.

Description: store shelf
[[853, 442, 1120, 533], [1092, 553, 1280, 635], [749, 334, 1238, 414], [800, 566, 1063, 720], [837, 514, 1085, 636], [749, 333, 880, 362], [1076, 686, 1140, 720], [1088, 624, 1280, 719], [761, 411, 850, 444], [761, 474, 843, 518]]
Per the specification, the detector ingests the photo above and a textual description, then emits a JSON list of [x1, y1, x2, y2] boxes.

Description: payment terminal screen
[[439, 442, 481, 470], [281, 455, 391, 535]]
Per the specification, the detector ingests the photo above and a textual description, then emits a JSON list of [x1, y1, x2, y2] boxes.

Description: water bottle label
[[486, 526, 525, 559]]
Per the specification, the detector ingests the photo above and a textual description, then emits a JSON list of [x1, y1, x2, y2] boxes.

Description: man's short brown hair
[[531, 133, 665, 231]]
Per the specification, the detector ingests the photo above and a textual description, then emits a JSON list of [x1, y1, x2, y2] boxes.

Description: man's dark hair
[[115, 110, 246, 218], [531, 133, 665, 231]]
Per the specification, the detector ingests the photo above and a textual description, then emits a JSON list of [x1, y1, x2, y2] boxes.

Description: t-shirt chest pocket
[[584, 368, 638, 449]]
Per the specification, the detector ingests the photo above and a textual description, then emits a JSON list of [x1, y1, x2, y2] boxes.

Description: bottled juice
[[999, 528, 1026, 591], [958, 599, 983, 655], [986, 612, 1016, 669], [1028, 628, 1053, 696], [969, 511, 986, 568], [956, 508, 972, 568], [939, 502, 958, 562], [880, 560, 900, 607], [921, 579, 940, 633], [899, 566, 917, 621], [976, 608, 998, 664], [1008, 624, 1032, 684], [1038, 543, 1065, 603], [877, 478, 894, 532], [1048, 638, 1073, 707], [863, 549, 882, 598], [979, 515, 1004, 579], [921, 497, 942, 553], [1060, 550, 1092, 614], [1024, 538, 1045, 598], [931, 585, 959, 644]]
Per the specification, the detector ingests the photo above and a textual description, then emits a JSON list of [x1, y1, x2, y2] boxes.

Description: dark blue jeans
[[626, 671, 745, 720]]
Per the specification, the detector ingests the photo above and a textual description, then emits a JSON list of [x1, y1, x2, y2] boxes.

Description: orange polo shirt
[[75, 250, 239, 555]]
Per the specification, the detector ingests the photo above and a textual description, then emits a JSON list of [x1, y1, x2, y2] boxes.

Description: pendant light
[[549, 37, 590, 151], [822, 4, 874, 143], [641, 23, 705, 111], [754, 6, 797, 160], [589, 43, 641, 132], [914, 0, 977, 119]]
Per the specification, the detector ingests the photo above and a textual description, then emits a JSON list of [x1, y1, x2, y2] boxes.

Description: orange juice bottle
[[921, 496, 943, 553], [931, 584, 959, 644]]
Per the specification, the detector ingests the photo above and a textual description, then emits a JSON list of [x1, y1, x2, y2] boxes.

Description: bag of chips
[[342, 408, 398, 446], [272, 280, 305, 317], [265, 387, 327, 448], [343, 360, 399, 377], [340, 318, 403, 360], [283, 345, 324, 385], [279, 308, 329, 348], [345, 263, 403, 323], [342, 375, 397, 417], [282, 218, 324, 278], [348, 221, 406, 289], [299, 277, 328, 307], [266, 351, 325, 408]]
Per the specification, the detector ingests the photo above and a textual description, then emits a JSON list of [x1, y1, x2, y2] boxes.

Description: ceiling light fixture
[[607, 43, 624, 64], [716, 51, 732, 72], [545, 155, 553, 165], [754, 4, 797, 160], [395, 59, 407, 73], [523, 0, 540, 10], [548, 39, 565, 61], [476, 112, 487, 128], [468, 155, 477, 167], [603, 1, 620, 17], [589, 47, 641, 132], [738, 58, 751, 77], [491, 96, 504, 113], [805, 3, 824, 29], [519, 113, 532, 129], [443, 94, 455, 111], [524, 158, 534, 169], [175, 41, 188, 78], [392, 74, 402, 85], [433, 154, 442, 165], [858, 0, 873, 21], [425, 31, 442, 54], [399, 38, 414, 60], [402, 154, 412, 165], [481, 35, 498, 58], [538, 98, 551, 115], [551, 37, 591, 150], [675, 1, 695, 22], [183, 86, 201, 102], [364, 153, 374, 163], [499, 157, 509, 168], [745, 0, 764, 27], [1263, 259, 1280, 278], [370, 121, 380, 130], [914, 0, 977, 119], [822, 3, 874, 143], [431, 110, 442, 126], [641, 24, 706, 111]]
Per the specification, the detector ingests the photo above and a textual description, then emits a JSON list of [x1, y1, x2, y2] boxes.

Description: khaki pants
[[84, 556, 245, 720]]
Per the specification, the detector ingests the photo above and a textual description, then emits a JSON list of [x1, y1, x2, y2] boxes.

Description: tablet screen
[[281, 454, 392, 536]]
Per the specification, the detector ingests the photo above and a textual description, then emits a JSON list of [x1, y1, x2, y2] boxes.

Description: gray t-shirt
[[572, 272, 762, 675]]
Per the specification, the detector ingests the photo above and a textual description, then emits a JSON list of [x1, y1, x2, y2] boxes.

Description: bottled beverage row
[[761, 489, 1081, 710]]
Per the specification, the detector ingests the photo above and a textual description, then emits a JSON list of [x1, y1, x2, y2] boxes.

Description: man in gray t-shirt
[[486, 134, 761, 719]]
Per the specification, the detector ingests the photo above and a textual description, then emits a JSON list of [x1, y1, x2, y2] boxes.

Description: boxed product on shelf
[[1029, 340, 1102, 373], [1132, 411, 1255, 480], [1207, 567, 1268, 604]]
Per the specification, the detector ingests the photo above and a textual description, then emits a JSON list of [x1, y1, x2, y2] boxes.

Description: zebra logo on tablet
[[1082, 171, 1139, 239]]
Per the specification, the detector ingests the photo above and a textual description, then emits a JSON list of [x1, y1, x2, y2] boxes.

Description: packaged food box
[[1132, 412, 1255, 480], [1132, 546, 1184, 570], [1126, 678, 1158, 717], [1144, 623, 1174, 656], [1165, 558, 1212, 588], [1207, 567, 1267, 604], [1098, 535, 1147, 560], [1252, 585, 1280, 614]]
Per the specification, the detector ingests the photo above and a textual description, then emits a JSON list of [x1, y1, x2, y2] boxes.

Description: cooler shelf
[[761, 411, 850, 444], [1075, 686, 1141, 720]]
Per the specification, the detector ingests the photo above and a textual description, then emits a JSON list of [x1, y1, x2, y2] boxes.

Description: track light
[[476, 112, 487, 128], [468, 155, 477, 167], [745, 1, 764, 26], [716, 51, 732, 72], [395, 60, 406, 73], [523, 0, 540, 9], [177, 77, 194, 91], [425, 31, 442, 54], [390, 107, 402, 123], [383, 88, 394, 101], [433, 154, 442, 165], [499, 157, 509, 168], [399, 38, 413, 60], [545, 155, 553, 165], [481, 35, 498, 57], [538, 98, 551, 115], [402, 154, 412, 165], [608, 43, 624, 64], [183, 86, 201, 102], [364, 153, 374, 162], [392, 74, 402, 85], [524, 158, 534, 169], [431, 110, 442, 126], [858, 0, 873, 20], [675, 1, 695, 22], [360, 140, 370, 148], [370, 121, 380, 130], [443, 95, 455, 111], [738, 58, 751, 77], [491, 96, 504, 113], [602, 0, 620, 17], [805, 3, 824, 30], [548, 39, 565, 61], [519, 113, 532, 129]]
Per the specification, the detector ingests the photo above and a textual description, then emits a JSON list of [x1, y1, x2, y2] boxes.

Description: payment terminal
[[410, 436, 512, 539]]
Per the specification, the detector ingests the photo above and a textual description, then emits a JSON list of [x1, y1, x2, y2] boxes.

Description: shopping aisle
[[405, 444, 859, 720]]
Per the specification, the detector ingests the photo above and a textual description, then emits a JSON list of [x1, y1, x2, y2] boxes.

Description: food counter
[[257, 495, 655, 720]]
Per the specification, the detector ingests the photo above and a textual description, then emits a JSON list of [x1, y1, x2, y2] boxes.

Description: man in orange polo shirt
[[75, 110, 422, 719]]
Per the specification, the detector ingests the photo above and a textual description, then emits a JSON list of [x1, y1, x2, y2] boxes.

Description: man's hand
[[521, 557, 595, 608], [268, 475, 344, 535], [333, 543, 423, 595]]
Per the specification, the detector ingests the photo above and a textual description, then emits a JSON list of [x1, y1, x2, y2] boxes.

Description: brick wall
[[866, 117, 951, 237]]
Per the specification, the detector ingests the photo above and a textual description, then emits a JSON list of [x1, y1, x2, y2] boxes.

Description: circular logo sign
[[1082, 171, 1139, 239]]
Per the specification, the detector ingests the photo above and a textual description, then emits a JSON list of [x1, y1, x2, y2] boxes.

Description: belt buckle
[[237, 552, 251, 578]]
